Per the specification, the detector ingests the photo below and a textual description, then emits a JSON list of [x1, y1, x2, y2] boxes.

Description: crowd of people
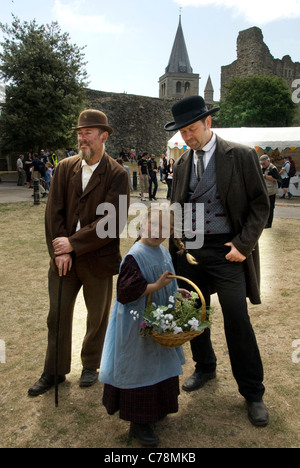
[[118, 149, 176, 202], [15, 144, 296, 213], [16, 149, 58, 198]]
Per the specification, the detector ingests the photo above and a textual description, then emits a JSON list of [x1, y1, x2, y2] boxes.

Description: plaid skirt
[[102, 377, 180, 424]]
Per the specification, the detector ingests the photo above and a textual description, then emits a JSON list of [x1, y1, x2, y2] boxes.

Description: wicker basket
[[148, 275, 207, 349]]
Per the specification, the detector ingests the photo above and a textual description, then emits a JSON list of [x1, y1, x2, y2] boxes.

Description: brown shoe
[[79, 368, 98, 388], [28, 373, 65, 397]]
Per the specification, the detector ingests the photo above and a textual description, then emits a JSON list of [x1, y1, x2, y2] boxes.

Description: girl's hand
[[178, 288, 190, 298], [142, 271, 175, 297], [155, 271, 173, 290]]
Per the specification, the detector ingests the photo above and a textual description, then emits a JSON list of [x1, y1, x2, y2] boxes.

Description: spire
[[165, 15, 193, 74], [205, 75, 214, 92], [204, 75, 214, 108]]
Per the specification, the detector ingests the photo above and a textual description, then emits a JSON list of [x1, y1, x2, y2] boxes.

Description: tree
[[218, 75, 297, 128], [0, 16, 89, 153]]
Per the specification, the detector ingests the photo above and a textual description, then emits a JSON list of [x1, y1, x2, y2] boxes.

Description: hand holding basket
[[148, 275, 207, 349]]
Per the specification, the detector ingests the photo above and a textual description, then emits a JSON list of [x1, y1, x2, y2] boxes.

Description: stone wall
[[86, 89, 178, 158], [221, 27, 300, 125]]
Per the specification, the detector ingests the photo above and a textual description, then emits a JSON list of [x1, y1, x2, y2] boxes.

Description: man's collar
[[81, 158, 102, 172], [202, 132, 217, 152]]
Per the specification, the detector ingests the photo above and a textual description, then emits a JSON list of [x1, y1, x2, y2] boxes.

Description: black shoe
[[182, 370, 216, 393], [130, 423, 159, 447], [79, 368, 98, 388], [28, 373, 65, 397], [247, 401, 269, 427]]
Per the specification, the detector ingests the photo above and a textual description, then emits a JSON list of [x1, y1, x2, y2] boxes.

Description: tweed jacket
[[45, 153, 130, 278], [170, 135, 270, 304]]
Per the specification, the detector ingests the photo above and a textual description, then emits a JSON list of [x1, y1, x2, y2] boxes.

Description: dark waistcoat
[[188, 152, 232, 235]]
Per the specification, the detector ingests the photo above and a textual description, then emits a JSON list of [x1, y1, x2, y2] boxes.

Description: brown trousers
[[44, 258, 113, 376]]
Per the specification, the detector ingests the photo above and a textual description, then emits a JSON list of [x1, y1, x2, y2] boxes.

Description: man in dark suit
[[28, 110, 130, 397], [165, 96, 270, 426]]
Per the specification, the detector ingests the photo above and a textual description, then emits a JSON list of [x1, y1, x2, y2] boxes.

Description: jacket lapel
[[215, 135, 234, 202], [173, 149, 193, 205], [173, 135, 235, 205], [71, 157, 83, 198], [71, 153, 108, 199]]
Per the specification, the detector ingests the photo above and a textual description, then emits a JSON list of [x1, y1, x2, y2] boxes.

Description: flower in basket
[[137, 291, 212, 338]]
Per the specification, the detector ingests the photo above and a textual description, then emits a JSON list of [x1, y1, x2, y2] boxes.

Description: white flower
[[165, 314, 174, 321], [169, 296, 175, 304], [188, 318, 199, 331], [173, 326, 183, 335]]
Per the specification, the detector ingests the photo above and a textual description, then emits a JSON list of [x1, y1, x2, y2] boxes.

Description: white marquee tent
[[167, 127, 300, 196], [168, 127, 300, 152]]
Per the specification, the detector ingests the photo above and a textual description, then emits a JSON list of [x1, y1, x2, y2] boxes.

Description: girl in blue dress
[[99, 208, 187, 447]]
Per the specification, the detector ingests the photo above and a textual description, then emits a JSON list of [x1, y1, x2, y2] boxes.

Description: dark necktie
[[196, 150, 205, 181]]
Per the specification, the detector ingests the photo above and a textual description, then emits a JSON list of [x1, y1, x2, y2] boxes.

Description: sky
[[0, 0, 300, 100]]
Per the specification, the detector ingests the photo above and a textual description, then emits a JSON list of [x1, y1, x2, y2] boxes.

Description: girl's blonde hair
[[172, 237, 198, 266]]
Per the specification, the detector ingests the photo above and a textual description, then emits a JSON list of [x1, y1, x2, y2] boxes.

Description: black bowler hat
[[165, 96, 220, 132]]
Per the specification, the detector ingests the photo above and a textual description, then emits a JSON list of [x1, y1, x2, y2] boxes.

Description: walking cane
[[55, 275, 64, 408]]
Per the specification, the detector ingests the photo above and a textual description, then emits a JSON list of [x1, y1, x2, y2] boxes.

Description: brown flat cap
[[73, 109, 113, 135]]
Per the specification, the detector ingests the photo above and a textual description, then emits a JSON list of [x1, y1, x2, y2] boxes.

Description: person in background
[[280, 156, 292, 199], [138, 152, 150, 201], [166, 158, 175, 200], [260, 154, 280, 228], [16, 154, 26, 186], [148, 154, 158, 201]]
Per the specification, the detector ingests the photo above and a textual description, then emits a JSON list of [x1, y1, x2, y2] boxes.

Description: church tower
[[159, 15, 200, 99]]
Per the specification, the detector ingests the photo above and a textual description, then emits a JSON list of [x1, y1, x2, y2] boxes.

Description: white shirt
[[76, 159, 101, 232], [81, 159, 100, 191], [193, 132, 217, 177]]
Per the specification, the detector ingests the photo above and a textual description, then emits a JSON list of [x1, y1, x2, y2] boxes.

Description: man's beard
[[79, 146, 95, 162]]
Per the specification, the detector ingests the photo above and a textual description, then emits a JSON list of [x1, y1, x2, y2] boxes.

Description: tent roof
[[168, 127, 300, 151]]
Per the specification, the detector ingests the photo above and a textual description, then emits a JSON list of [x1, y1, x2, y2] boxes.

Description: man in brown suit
[[29, 110, 130, 396], [165, 96, 270, 426]]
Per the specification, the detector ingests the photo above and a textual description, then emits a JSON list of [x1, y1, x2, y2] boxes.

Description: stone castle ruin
[[221, 27, 300, 124]]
